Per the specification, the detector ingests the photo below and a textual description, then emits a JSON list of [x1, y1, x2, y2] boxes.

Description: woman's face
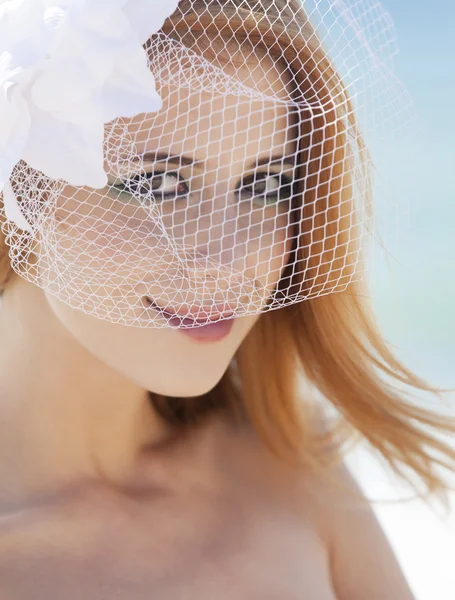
[[40, 48, 299, 397]]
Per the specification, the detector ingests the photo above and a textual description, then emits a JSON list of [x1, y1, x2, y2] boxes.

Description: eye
[[237, 172, 294, 206], [113, 171, 189, 201]]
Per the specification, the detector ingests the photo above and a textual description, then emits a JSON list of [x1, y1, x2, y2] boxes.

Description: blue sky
[[365, 0, 455, 386]]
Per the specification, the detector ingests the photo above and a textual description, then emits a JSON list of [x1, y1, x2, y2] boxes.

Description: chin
[[148, 370, 225, 399], [131, 347, 232, 398], [45, 292, 252, 400]]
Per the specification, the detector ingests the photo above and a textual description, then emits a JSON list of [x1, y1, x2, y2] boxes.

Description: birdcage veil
[[0, 0, 415, 328]]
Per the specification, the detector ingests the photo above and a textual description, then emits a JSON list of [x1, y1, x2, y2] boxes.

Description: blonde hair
[[1, 0, 454, 509]]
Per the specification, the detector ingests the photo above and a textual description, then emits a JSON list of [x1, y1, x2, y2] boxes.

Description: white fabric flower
[[0, 0, 180, 231]]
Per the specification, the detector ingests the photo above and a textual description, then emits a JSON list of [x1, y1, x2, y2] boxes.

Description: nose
[[189, 209, 249, 269], [178, 244, 236, 288], [152, 186, 265, 307], [171, 239, 260, 306]]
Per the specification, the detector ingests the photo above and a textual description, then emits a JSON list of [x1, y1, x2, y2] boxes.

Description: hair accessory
[[0, 1, 415, 328]]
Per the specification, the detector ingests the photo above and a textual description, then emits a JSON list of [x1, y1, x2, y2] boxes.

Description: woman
[[0, 0, 453, 597]]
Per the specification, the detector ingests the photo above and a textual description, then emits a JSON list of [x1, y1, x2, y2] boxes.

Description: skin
[[0, 50, 297, 502], [0, 44, 416, 600]]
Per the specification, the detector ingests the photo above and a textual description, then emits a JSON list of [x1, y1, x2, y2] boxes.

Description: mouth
[[143, 296, 235, 327]]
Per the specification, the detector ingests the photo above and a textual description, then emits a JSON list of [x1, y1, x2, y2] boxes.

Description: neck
[[0, 277, 175, 509]]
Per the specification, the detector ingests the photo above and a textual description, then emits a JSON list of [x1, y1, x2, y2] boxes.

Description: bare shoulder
[[295, 462, 417, 600], [226, 414, 416, 600]]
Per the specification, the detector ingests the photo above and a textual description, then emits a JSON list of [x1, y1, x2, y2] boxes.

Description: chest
[[0, 491, 337, 599]]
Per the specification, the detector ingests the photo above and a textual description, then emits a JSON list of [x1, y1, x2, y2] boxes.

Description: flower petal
[[1, 0, 171, 195], [101, 48, 162, 122], [124, 0, 180, 43], [31, 58, 101, 114], [79, 3, 131, 40], [0, 0, 53, 66], [0, 73, 30, 187], [2, 180, 32, 232], [23, 104, 107, 188]]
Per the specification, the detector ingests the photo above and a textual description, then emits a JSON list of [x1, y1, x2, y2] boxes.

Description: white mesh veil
[[0, 0, 415, 329]]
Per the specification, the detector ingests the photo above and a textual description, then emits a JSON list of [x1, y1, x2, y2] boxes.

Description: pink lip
[[145, 298, 235, 343]]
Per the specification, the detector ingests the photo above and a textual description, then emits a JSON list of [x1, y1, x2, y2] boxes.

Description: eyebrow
[[136, 151, 296, 170]]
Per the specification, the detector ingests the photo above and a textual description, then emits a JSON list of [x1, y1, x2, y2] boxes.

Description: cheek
[[248, 211, 293, 290], [52, 187, 180, 278]]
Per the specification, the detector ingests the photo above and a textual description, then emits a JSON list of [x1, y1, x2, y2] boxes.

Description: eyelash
[[113, 170, 295, 206]]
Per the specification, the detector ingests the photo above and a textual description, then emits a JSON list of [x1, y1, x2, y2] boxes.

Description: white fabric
[[0, 0, 178, 197]]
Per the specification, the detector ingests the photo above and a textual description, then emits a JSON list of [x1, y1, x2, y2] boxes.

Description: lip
[[144, 297, 235, 343]]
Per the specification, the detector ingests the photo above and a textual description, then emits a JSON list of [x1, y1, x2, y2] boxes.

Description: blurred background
[[346, 1, 455, 598]]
